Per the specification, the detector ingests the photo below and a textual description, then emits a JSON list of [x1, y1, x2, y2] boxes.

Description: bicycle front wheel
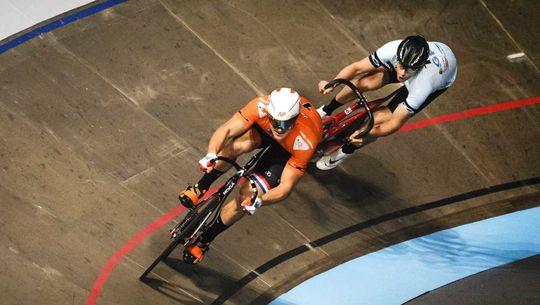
[[139, 195, 221, 281], [139, 235, 182, 281]]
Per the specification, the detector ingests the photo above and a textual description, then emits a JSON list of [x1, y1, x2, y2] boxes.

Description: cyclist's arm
[[260, 167, 302, 205], [333, 57, 377, 80], [207, 116, 248, 155], [368, 104, 412, 137]]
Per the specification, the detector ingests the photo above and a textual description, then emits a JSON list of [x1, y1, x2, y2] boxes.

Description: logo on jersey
[[441, 57, 449, 74], [293, 135, 310, 151], [431, 56, 449, 75], [257, 100, 268, 118], [432, 44, 449, 74], [432, 56, 440, 67]]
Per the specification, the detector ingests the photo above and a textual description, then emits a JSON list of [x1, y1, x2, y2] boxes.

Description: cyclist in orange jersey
[[179, 88, 322, 264]]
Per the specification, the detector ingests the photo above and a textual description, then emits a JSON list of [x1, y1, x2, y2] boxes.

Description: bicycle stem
[[325, 78, 375, 138]]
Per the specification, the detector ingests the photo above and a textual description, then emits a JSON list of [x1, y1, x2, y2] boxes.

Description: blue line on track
[[0, 0, 127, 54]]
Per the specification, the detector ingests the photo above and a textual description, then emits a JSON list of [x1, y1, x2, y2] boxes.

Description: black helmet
[[397, 35, 430, 69]]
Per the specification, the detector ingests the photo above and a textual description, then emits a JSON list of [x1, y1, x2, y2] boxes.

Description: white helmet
[[267, 88, 300, 133]]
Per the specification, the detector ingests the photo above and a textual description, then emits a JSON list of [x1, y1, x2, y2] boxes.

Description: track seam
[[160, 0, 265, 96]]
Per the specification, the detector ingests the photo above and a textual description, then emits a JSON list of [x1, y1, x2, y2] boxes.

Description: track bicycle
[[139, 146, 269, 281]]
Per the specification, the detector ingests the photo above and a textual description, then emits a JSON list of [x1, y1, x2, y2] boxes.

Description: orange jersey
[[234, 95, 323, 175]]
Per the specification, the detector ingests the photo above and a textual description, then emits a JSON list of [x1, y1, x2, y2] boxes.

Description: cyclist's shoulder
[[236, 95, 270, 123], [245, 95, 269, 106], [371, 40, 401, 64], [299, 97, 321, 121], [242, 95, 270, 111], [428, 40, 453, 49], [295, 98, 323, 140], [375, 40, 401, 52], [427, 41, 456, 59]]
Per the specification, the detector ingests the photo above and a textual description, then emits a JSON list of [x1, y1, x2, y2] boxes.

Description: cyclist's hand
[[241, 197, 262, 215], [318, 80, 333, 95], [348, 130, 366, 145], [198, 153, 218, 173], [349, 130, 376, 146]]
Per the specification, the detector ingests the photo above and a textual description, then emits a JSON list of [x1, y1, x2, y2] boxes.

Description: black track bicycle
[[139, 146, 269, 281]]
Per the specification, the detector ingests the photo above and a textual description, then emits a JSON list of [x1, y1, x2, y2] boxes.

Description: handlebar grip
[[323, 82, 335, 90], [214, 156, 241, 171]]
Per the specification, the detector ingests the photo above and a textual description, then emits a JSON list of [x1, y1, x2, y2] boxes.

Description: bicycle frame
[[172, 147, 267, 240], [140, 146, 269, 281], [316, 79, 401, 156]]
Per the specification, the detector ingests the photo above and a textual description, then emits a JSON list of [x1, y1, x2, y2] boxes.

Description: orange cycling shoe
[[183, 239, 210, 264], [179, 184, 205, 208]]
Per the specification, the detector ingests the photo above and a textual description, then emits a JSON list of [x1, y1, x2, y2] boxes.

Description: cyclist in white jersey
[[316, 35, 457, 170]]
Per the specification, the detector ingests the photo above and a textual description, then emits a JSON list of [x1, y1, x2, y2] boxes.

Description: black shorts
[[249, 124, 291, 193], [387, 86, 448, 115]]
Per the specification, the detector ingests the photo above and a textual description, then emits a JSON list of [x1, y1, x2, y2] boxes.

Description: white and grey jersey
[[368, 40, 458, 113]]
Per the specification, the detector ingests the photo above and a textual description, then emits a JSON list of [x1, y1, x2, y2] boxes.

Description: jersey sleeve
[[285, 152, 312, 175], [369, 40, 401, 68], [234, 97, 267, 128]]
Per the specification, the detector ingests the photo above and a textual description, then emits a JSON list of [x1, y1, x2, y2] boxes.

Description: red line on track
[[85, 187, 220, 305], [399, 96, 540, 133], [86, 96, 539, 305], [86, 205, 185, 305]]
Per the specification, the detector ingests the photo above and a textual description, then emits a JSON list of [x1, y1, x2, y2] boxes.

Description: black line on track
[[211, 176, 540, 305]]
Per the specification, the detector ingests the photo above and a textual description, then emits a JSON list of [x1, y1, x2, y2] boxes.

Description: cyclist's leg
[[181, 128, 267, 264], [316, 109, 393, 170], [339, 68, 390, 100], [180, 127, 262, 208], [222, 145, 288, 224], [212, 127, 262, 172], [182, 176, 267, 264], [320, 67, 390, 116], [340, 86, 407, 154], [197, 143, 288, 243], [208, 124, 273, 188], [339, 107, 391, 154], [342, 86, 448, 155], [218, 179, 265, 226]]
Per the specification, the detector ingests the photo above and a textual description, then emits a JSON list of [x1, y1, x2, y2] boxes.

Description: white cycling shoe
[[316, 105, 328, 119], [316, 148, 351, 170]]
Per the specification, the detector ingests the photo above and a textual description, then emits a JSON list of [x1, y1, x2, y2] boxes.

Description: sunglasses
[[269, 115, 297, 134]]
